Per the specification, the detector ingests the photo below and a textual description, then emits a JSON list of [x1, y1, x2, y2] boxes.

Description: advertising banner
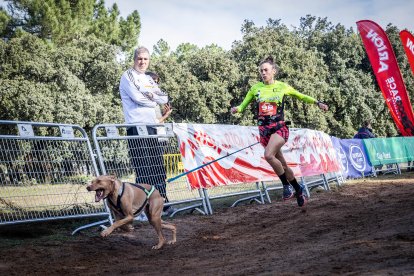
[[285, 129, 341, 177], [173, 124, 340, 189], [399, 30, 414, 76], [402, 137, 414, 161], [330, 136, 350, 179], [357, 20, 414, 136], [362, 137, 409, 165], [339, 138, 373, 178]]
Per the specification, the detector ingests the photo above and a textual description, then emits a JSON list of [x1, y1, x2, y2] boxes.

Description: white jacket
[[120, 69, 168, 124]]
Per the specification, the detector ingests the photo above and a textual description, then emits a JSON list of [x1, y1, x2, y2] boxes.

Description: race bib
[[259, 102, 277, 116]]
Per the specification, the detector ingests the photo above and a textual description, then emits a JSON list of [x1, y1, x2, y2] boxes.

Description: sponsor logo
[[259, 102, 277, 116], [376, 151, 391, 160], [366, 29, 389, 73], [349, 144, 366, 172], [407, 37, 414, 55], [18, 124, 34, 137], [337, 147, 348, 173]]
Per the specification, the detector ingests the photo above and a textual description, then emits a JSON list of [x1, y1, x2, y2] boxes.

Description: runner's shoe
[[282, 185, 294, 200], [296, 187, 307, 207]]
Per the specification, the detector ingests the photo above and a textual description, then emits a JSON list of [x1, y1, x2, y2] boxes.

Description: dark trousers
[[127, 126, 169, 203]]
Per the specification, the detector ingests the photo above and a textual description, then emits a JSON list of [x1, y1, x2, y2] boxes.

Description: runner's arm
[[286, 85, 328, 111], [285, 85, 317, 104], [233, 87, 256, 113]]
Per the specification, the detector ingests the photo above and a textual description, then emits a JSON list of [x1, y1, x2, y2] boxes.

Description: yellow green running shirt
[[236, 80, 317, 122]]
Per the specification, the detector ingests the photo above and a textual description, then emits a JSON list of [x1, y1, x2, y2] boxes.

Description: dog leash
[[167, 141, 260, 183]]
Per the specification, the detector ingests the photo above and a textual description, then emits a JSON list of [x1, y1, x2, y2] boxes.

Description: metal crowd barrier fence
[[202, 182, 266, 215], [92, 123, 208, 217], [372, 163, 400, 176], [261, 172, 342, 202], [202, 170, 343, 214], [0, 120, 109, 227]]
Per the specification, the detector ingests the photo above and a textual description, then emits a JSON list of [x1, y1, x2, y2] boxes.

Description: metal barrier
[[0, 120, 109, 226], [262, 172, 342, 201], [92, 123, 208, 217], [1, 119, 409, 231], [372, 163, 400, 176], [203, 182, 265, 215], [200, 170, 342, 213]]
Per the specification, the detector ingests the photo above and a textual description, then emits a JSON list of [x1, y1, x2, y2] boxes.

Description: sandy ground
[[0, 173, 413, 276]]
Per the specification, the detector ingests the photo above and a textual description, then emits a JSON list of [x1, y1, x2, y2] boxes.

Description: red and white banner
[[357, 20, 414, 136], [284, 129, 341, 177], [400, 30, 414, 76], [173, 123, 340, 189]]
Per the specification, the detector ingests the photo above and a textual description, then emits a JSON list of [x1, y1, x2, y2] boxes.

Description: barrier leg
[[335, 172, 342, 186], [203, 188, 213, 215], [256, 182, 265, 204], [72, 218, 110, 235], [396, 163, 401, 175], [322, 174, 330, 191], [300, 177, 310, 198], [199, 188, 210, 215], [261, 181, 272, 203]]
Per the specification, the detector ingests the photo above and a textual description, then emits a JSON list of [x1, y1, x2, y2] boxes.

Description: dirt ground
[[1, 173, 413, 276]]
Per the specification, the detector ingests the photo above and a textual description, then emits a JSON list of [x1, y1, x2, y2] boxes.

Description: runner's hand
[[317, 102, 328, 111]]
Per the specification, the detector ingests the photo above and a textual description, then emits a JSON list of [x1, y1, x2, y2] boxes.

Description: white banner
[[173, 123, 340, 189]]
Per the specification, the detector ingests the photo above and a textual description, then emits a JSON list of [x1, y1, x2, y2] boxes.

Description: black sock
[[289, 178, 301, 193], [278, 173, 290, 186]]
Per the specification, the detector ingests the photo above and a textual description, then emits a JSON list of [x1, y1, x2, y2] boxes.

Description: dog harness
[[106, 182, 155, 217]]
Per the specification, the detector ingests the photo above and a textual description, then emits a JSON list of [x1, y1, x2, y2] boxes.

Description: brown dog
[[86, 175, 177, 249]]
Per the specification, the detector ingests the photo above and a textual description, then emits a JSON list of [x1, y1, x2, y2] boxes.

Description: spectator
[[145, 71, 173, 123], [354, 121, 387, 173], [354, 120, 376, 139], [119, 46, 175, 216], [230, 56, 328, 207]]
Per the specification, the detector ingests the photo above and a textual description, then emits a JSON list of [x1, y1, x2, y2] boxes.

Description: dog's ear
[[108, 174, 117, 181]]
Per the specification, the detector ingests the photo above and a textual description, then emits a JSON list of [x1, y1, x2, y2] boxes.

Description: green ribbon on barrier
[[362, 137, 413, 166]]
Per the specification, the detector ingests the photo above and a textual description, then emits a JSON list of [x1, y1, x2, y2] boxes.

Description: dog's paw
[[121, 225, 134, 232], [167, 240, 176, 245], [151, 244, 164, 250], [101, 229, 111, 237]]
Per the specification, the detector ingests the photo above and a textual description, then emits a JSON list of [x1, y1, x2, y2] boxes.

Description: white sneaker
[[135, 213, 148, 221]]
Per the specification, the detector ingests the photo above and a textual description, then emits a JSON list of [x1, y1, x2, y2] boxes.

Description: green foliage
[[2, 0, 140, 51], [151, 43, 240, 124], [0, 8, 11, 36], [0, 0, 139, 133], [1, 5, 413, 139], [0, 32, 124, 132]]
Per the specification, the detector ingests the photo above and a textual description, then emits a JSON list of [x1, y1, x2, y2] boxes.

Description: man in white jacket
[[119, 46, 174, 216], [120, 47, 168, 124]]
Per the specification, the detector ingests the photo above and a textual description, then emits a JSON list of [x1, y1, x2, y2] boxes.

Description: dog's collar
[[102, 180, 123, 200]]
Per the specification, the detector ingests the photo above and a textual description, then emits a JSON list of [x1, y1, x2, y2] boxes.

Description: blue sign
[[330, 137, 373, 178]]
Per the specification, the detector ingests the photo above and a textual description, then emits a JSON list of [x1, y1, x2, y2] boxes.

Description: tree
[[2, 0, 140, 51], [0, 32, 124, 132], [151, 42, 241, 124]]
